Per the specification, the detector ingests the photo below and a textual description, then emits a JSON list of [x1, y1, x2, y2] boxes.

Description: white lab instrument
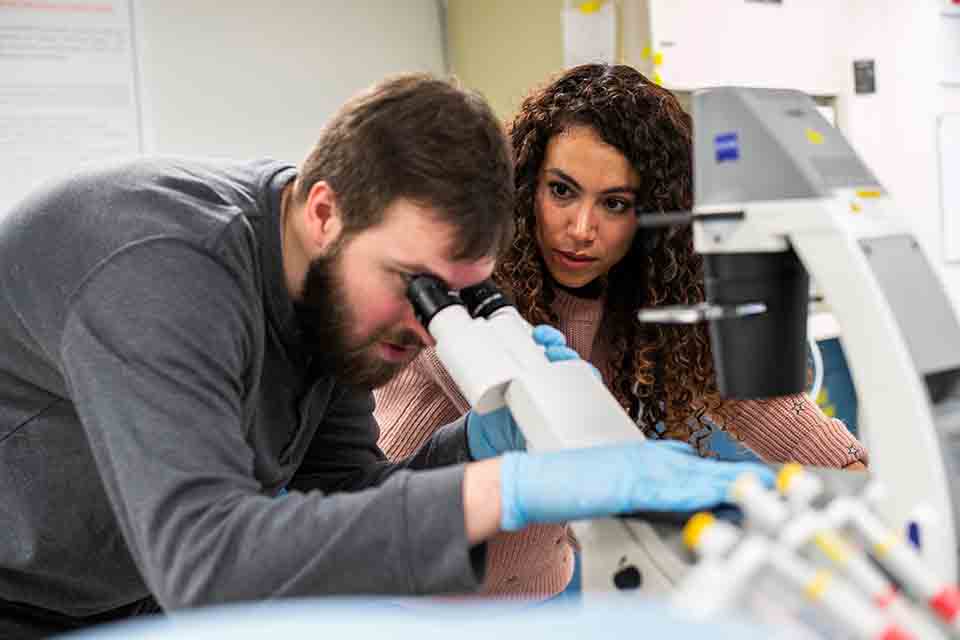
[[406, 278, 684, 593], [727, 471, 947, 638], [633, 86, 960, 591], [778, 465, 960, 633], [676, 512, 911, 640], [405, 278, 644, 451], [681, 87, 960, 584]]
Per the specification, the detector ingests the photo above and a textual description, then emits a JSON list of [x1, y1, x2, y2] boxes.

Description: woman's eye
[[605, 197, 631, 213], [549, 181, 572, 198]]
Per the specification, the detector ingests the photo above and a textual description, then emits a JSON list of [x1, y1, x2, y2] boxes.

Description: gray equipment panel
[[693, 88, 882, 207], [860, 234, 960, 377]]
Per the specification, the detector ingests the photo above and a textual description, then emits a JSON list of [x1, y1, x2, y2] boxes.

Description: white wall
[[647, 0, 845, 95], [637, 1, 960, 309], [136, 0, 445, 164], [841, 0, 960, 307]]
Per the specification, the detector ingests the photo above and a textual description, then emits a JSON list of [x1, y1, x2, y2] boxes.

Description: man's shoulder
[[2, 157, 292, 320], [58, 156, 290, 270], [97, 156, 291, 238], [11, 156, 289, 243]]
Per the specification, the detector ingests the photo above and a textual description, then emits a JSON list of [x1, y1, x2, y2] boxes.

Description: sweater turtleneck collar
[[550, 284, 605, 325], [553, 277, 604, 300]]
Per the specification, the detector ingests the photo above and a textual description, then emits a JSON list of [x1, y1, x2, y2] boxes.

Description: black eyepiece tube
[[704, 249, 808, 399], [406, 275, 460, 327], [459, 279, 512, 318]]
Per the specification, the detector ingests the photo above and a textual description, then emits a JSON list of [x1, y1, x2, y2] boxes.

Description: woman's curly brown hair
[[495, 63, 731, 441]]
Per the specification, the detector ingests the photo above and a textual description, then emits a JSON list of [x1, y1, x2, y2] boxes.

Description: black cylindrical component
[[406, 275, 460, 327], [459, 279, 512, 318], [613, 565, 643, 591], [703, 250, 809, 399]]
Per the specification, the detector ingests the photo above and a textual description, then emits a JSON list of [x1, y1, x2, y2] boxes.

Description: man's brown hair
[[296, 73, 514, 261]]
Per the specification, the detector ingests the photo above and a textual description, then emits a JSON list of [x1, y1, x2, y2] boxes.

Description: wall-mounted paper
[[939, 114, 960, 262], [562, 1, 616, 69], [0, 0, 143, 215]]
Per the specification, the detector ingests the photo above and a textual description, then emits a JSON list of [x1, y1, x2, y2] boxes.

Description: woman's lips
[[554, 249, 598, 269]]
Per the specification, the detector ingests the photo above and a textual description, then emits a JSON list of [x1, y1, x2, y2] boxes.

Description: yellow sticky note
[[652, 71, 663, 86], [856, 189, 882, 199], [652, 51, 664, 66], [805, 128, 825, 145], [579, 1, 602, 13], [641, 46, 651, 60]]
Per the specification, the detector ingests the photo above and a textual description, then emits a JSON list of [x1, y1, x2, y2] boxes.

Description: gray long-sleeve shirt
[[0, 158, 479, 618]]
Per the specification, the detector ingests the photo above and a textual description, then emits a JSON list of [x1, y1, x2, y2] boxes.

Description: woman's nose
[[568, 202, 597, 243]]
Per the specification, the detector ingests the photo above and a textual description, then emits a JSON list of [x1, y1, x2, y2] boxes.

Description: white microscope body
[[410, 279, 645, 451], [691, 87, 960, 582], [406, 279, 688, 595]]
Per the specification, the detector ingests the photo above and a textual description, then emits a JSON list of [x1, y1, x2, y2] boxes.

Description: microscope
[[405, 277, 644, 452], [405, 276, 687, 594], [406, 87, 960, 607], [684, 86, 960, 585]]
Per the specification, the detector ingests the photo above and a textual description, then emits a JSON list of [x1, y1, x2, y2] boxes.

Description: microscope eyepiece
[[459, 279, 512, 318], [406, 275, 460, 327]]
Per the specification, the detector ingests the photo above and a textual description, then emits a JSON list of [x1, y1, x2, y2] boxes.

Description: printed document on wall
[[0, 0, 143, 215], [562, 1, 616, 69]]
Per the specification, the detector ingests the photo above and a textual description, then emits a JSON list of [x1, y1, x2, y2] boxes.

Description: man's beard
[[294, 242, 422, 389]]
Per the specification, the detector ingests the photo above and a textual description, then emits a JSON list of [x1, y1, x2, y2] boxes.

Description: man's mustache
[[381, 329, 424, 349], [342, 327, 425, 356]]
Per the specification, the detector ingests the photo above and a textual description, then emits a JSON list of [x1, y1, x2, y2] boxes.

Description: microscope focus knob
[[613, 564, 643, 591]]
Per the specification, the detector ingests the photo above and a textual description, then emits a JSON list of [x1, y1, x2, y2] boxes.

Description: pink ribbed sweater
[[374, 289, 867, 599]]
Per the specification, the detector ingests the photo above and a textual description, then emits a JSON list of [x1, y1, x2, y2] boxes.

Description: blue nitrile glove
[[466, 325, 582, 460], [653, 440, 701, 456], [498, 440, 775, 531]]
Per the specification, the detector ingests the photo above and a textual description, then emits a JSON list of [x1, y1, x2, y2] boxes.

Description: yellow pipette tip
[[683, 512, 716, 550], [777, 463, 803, 495]]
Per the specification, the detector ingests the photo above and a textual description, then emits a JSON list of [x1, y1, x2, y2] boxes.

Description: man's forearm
[[462, 458, 502, 544]]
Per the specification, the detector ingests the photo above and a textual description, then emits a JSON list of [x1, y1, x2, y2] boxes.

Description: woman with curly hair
[[374, 64, 866, 599]]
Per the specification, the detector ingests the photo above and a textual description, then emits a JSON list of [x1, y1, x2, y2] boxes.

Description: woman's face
[[534, 125, 641, 289]]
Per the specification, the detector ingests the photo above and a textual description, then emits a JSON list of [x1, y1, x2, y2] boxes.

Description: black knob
[[613, 565, 643, 591], [459, 279, 512, 318]]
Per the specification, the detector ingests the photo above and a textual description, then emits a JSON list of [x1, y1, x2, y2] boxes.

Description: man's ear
[[304, 180, 343, 252]]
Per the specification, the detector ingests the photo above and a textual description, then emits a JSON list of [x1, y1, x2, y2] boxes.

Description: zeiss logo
[[714, 132, 739, 163]]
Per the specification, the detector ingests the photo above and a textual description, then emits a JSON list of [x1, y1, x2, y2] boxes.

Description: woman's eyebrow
[[545, 168, 635, 195], [545, 168, 582, 190]]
